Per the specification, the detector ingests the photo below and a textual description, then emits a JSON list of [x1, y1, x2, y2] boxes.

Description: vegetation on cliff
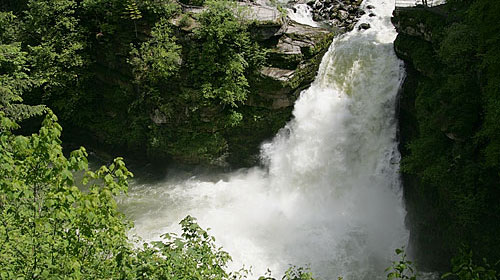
[[393, 0, 500, 272], [0, 0, 332, 167]]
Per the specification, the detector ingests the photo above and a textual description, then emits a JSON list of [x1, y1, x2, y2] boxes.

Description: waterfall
[[287, 4, 319, 27], [120, 0, 409, 278]]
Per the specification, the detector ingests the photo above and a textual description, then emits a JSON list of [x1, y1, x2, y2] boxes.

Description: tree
[[191, 0, 265, 108], [21, 0, 88, 118], [0, 11, 45, 121], [128, 18, 181, 85], [0, 110, 133, 278]]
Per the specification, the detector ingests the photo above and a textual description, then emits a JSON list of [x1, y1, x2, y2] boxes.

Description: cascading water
[[287, 4, 319, 27], [119, 0, 409, 278]]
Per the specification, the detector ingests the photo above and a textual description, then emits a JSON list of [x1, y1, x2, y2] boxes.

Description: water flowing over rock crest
[[121, 0, 409, 278]]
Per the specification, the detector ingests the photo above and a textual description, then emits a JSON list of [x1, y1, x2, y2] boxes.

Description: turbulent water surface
[[119, 0, 409, 278]]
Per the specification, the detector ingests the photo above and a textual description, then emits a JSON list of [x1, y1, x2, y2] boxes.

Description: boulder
[[358, 23, 371, 30]]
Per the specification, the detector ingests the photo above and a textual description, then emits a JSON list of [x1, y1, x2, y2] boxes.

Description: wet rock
[[337, 10, 350, 20], [272, 97, 293, 109], [261, 67, 296, 82], [358, 23, 371, 30], [367, 4, 375, 9], [249, 19, 334, 110], [369, 12, 376, 17], [309, 0, 365, 32]]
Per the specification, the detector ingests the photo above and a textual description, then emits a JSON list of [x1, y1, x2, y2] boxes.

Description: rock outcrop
[[307, 0, 365, 31], [249, 20, 334, 109], [175, 0, 334, 113], [392, 5, 455, 271]]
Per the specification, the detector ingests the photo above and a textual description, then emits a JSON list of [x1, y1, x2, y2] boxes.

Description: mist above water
[[119, 0, 409, 278]]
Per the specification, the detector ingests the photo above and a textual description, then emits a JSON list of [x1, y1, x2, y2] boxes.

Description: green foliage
[[129, 18, 181, 84], [1, 0, 281, 167], [124, 0, 142, 21], [20, 0, 88, 118], [139, 0, 180, 20], [396, 0, 500, 266], [438, 23, 477, 72], [0, 11, 17, 43], [227, 110, 243, 127], [0, 11, 45, 120], [0, 110, 133, 278], [192, 0, 266, 107], [22, 0, 86, 85], [179, 0, 206, 6], [1, 0, 273, 166], [128, 215, 244, 279], [257, 266, 317, 280], [282, 266, 316, 280], [127, 0, 267, 164], [123, 0, 142, 38], [0, 0, 29, 14], [441, 250, 499, 280], [385, 248, 417, 280], [178, 13, 191, 28], [0, 109, 319, 279]]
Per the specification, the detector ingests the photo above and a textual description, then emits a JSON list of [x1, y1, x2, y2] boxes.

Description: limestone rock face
[[260, 67, 296, 82], [249, 20, 334, 110]]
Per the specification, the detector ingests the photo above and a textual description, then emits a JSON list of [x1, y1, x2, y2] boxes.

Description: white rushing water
[[119, 0, 408, 278], [287, 4, 320, 27]]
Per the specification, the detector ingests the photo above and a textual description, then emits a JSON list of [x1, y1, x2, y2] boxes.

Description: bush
[[442, 250, 499, 280]]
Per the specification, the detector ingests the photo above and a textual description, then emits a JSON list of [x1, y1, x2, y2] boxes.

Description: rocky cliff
[[392, 5, 455, 271], [70, 0, 338, 168], [393, 2, 500, 271]]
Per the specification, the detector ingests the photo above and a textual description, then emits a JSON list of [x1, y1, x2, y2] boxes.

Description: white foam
[[287, 4, 319, 27]]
